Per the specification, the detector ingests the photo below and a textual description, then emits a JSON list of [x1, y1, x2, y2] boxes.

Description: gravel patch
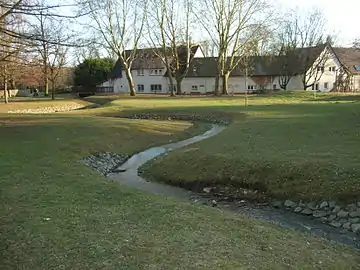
[[8, 104, 84, 114]]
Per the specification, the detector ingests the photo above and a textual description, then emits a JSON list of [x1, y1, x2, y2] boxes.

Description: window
[[137, 84, 144, 92], [154, 69, 158, 75], [332, 66, 336, 72], [192, 85, 198, 90], [247, 85, 256, 90], [158, 69, 163, 74], [137, 69, 144, 76], [329, 67, 332, 72], [317, 66, 324, 72], [315, 83, 319, 91], [273, 84, 277, 90], [354, 65, 360, 71], [150, 84, 162, 92], [199, 85, 205, 87], [324, 82, 329, 89]]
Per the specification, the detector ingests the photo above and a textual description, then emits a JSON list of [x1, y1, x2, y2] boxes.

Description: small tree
[[73, 58, 114, 92]]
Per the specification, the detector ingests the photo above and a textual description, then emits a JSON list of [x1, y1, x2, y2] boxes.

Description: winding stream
[[107, 124, 360, 249]]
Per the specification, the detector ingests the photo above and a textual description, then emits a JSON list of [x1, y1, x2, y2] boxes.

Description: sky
[[275, 0, 360, 46]]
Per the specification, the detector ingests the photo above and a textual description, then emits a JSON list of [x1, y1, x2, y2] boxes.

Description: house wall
[[286, 75, 304, 90], [113, 69, 170, 94], [305, 47, 342, 92], [182, 76, 273, 93], [353, 75, 360, 91]]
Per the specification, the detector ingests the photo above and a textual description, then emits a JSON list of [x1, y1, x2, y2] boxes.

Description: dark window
[[150, 84, 162, 92], [315, 83, 319, 90], [137, 84, 144, 92], [324, 82, 328, 89], [192, 85, 198, 90], [137, 69, 144, 76], [273, 84, 277, 90]]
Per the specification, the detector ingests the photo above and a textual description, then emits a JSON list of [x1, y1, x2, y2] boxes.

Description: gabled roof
[[332, 47, 360, 75], [108, 45, 201, 79], [186, 45, 327, 78]]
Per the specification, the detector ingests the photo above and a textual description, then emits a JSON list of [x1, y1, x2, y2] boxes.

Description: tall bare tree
[[196, 0, 272, 95], [81, 0, 147, 96], [276, 9, 328, 91], [147, 0, 193, 96]]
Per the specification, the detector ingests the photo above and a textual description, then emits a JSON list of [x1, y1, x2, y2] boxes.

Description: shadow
[[308, 94, 360, 102]]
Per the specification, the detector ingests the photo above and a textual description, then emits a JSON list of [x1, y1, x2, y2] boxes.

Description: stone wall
[[274, 200, 360, 234]]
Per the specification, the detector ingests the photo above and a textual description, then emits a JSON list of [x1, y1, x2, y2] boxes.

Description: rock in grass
[[343, 222, 351, 230], [313, 211, 328, 218], [351, 223, 360, 233], [328, 201, 336, 208], [294, 207, 302, 213], [332, 206, 341, 213], [203, 187, 212, 193], [307, 202, 318, 211], [301, 208, 313, 215], [337, 210, 349, 218], [284, 200, 296, 208], [319, 201, 328, 209], [330, 221, 342, 228], [349, 210, 360, 218], [211, 200, 217, 207], [349, 218, 360, 224], [327, 215, 337, 221]]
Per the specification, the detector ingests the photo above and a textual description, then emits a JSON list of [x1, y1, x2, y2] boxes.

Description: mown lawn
[[1, 95, 360, 269], [100, 91, 360, 203]]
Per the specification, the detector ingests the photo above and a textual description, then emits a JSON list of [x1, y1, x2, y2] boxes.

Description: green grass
[[103, 91, 360, 203], [1, 95, 360, 269]]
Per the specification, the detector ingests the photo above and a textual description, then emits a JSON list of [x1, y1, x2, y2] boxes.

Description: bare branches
[[146, 0, 193, 95], [80, 0, 147, 96], [195, 0, 273, 95]]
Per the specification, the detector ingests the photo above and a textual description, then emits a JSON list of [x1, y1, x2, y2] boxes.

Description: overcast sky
[[275, 0, 360, 46]]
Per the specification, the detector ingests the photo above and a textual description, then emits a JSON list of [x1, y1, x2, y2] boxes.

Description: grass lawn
[[118, 91, 360, 204], [1, 95, 360, 269]]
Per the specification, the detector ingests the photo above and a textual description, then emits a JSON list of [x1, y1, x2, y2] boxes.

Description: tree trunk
[[124, 67, 135, 96], [168, 76, 175, 97], [214, 73, 220, 96], [44, 65, 49, 96], [4, 69, 8, 104], [176, 79, 182, 95], [222, 72, 229, 95], [51, 80, 55, 100]]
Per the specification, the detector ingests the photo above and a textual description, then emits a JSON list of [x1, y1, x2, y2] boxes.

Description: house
[[332, 47, 360, 91], [97, 45, 204, 94], [98, 44, 360, 94]]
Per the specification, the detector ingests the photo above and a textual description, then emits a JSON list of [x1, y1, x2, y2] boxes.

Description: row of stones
[[8, 104, 84, 114], [273, 200, 360, 234], [123, 113, 231, 125], [80, 152, 130, 175]]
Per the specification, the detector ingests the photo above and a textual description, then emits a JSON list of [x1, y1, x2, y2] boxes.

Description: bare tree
[[147, 0, 193, 96], [48, 44, 68, 99], [81, 0, 147, 96], [277, 9, 328, 91], [196, 0, 272, 95]]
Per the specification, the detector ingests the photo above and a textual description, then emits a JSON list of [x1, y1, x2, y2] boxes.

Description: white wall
[[305, 47, 342, 92], [113, 69, 170, 94]]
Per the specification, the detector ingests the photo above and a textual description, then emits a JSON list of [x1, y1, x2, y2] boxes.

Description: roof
[[186, 45, 327, 78], [332, 47, 360, 75], [108, 45, 201, 79]]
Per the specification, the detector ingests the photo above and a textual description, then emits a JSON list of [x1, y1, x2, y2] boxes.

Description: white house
[[97, 45, 204, 94], [98, 44, 360, 94]]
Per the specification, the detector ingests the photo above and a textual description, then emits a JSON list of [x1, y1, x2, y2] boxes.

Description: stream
[[107, 124, 360, 249]]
